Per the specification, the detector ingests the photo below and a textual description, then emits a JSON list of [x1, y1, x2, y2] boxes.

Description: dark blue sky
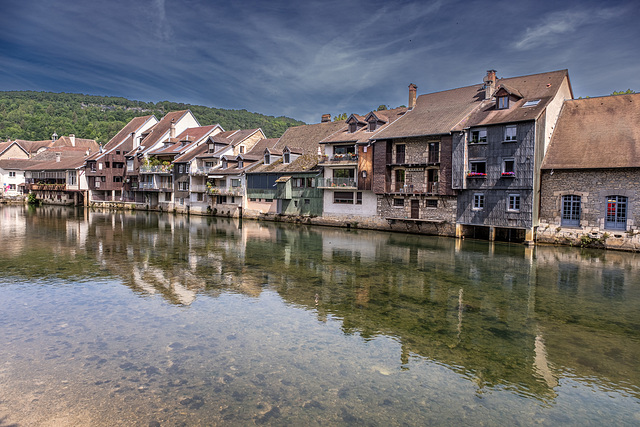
[[1, 0, 638, 123]]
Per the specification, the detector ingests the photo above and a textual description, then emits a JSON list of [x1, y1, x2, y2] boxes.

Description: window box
[[501, 172, 515, 177], [467, 172, 487, 177]]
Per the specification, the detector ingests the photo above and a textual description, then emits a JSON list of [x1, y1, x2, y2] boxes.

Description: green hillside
[[0, 91, 305, 144]]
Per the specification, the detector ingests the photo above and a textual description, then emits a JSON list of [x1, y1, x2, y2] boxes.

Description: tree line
[[0, 91, 305, 144]]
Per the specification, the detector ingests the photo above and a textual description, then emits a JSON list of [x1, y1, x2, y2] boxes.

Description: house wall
[[537, 168, 640, 250], [1, 144, 29, 160], [323, 190, 377, 218], [376, 195, 457, 236], [455, 121, 536, 232], [1, 169, 25, 196]]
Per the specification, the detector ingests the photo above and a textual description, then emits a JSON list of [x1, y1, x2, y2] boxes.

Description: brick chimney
[[408, 83, 417, 110], [70, 134, 76, 147], [484, 70, 497, 100], [321, 114, 331, 123]]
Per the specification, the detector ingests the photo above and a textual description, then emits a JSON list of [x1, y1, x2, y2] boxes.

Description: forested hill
[[0, 91, 306, 144]]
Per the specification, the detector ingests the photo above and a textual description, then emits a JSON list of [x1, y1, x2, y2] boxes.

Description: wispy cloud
[[512, 7, 623, 50]]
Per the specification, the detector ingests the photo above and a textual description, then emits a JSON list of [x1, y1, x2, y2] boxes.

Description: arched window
[[606, 195, 628, 229], [561, 195, 581, 227]]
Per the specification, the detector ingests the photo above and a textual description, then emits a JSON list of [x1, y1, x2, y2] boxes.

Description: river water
[[0, 205, 639, 426]]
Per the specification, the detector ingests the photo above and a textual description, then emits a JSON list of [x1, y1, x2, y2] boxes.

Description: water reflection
[[1, 205, 639, 425]]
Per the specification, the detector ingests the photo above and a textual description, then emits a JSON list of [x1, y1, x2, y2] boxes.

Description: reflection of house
[[452, 70, 572, 243], [319, 108, 407, 224], [245, 118, 345, 216], [537, 93, 640, 250]]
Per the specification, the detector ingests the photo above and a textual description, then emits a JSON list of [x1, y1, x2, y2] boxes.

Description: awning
[[275, 176, 292, 183]]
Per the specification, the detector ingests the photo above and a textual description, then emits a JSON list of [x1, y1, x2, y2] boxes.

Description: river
[[0, 205, 639, 426]]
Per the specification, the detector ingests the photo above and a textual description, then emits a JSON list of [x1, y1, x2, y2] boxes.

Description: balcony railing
[[317, 178, 356, 189], [139, 165, 173, 174], [191, 166, 218, 175], [319, 153, 358, 164], [190, 184, 207, 192], [29, 183, 67, 191], [391, 182, 439, 194], [208, 187, 243, 196]]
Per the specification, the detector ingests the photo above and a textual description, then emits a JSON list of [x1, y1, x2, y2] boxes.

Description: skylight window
[[522, 99, 541, 107]]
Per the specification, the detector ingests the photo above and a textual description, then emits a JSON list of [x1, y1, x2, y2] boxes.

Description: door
[[411, 199, 420, 219]]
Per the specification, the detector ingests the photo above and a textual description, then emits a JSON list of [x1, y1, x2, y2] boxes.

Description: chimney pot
[[408, 83, 417, 110], [484, 70, 497, 100]]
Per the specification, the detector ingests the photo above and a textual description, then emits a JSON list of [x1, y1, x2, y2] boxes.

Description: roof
[[24, 148, 89, 171], [541, 93, 640, 170], [0, 158, 34, 170], [0, 141, 29, 158], [249, 121, 345, 174], [50, 135, 100, 152], [464, 69, 569, 128], [102, 115, 155, 152], [148, 125, 220, 156], [321, 108, 407, 144], [13, 139, 52, 154], [126, 110, 192, 156], [374, 69, 570, 139], [174, 143, 209, 163]]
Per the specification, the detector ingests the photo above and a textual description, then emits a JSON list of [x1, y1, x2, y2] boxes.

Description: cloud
[[512, 7, 623, 50]]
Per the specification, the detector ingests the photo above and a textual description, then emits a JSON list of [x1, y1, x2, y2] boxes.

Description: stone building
[[537, 93, 640, 251]]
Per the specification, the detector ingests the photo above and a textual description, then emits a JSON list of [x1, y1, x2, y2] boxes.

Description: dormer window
[[208, 143, 215, 153], [348, 122, 357, 133], [284, 151, 290, 164], [497, 95, 509, 109], [222, 159, 228, 169], [239, 146, 245, 154], [369, 121, 377, 132], [264, 153, 271, 165], [238, 160, 243, 169]]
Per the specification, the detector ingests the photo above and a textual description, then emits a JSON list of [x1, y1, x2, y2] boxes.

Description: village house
[[537, 93, 640, 251], [370, 83, 471, 236], [244, 119, 345, 217], [24, 147, 93, 205], [85, 115, 158, 203], [200, 129, 266, 216], [318, 107, 407, 227], [122, 110, 200, 208], [451, 69, 573, 243]]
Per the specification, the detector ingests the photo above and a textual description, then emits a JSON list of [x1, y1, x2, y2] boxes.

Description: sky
[[1, 0, 639, 124]]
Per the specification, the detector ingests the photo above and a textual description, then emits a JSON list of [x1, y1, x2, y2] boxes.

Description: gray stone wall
[[376, 195, 457, 236], [537, 169, 640, 251]]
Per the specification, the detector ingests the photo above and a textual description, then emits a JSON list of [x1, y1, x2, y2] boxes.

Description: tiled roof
[[249, 121, 344, 174], [321, 108, 407, 144], [149, 125, 221, 156], [50, 135, 100, 152], [374, 69, 570, 139], [126, 110, 191, 156], [0, 141, 29, 158], [541, 93, 640, 170], [102, 115, 155, 151], [0, 158, 34, 170], [174, 143, 209, 163], [24, 149, 89, 171], [14, 139, 52, 154]]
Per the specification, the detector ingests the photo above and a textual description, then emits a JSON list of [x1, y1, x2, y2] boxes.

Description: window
[[502, 158, 515, 177], [197, 193, 203, 201], [393, 198, 404, 207], [238, 160, 244, 169], [178, 165, 184, 173], [562, 195, 581, 227], [473, 193, 485, 210], [205, 162, 213, 168], [523, 99, 540, 107], [368, 121, 377, 132], [178, 182, 189, 191], [164, 193, 171, 202], [105, 162, 110, 168], [606, 196, 628, 229], [98, 163, 103, 170], [508, 194, 521, 211], [113, 176, 122, 183], [127, 160, 134, 172], [470, 129, 487, 144], [497, 96, 509, 109], [334, 169, 355, 179], [334, 191, 354, 204], [264, 153, 270, 165], [504, 125, 517, 142], [284, 152, 290, 164], [306, 177, 314, 188], [231, 179, 241, 187], [222, 159, 228, 169], [304, 199, 310, 205], [334, 145, 355, 156], [239, 146, 245, 154], [396, 144, 405, 163], [356, 192, 362, 205], [116, 150, 120, 155], [469, 161, 487, 176], [348, 122, 357, 133], [67, 171, 76, 186], [426, 199, 438, 208], [9, 171, 16, 177], [428, 142, 439, 163]]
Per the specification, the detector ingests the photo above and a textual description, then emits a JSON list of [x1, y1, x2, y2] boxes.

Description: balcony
[[191, 166, 217, 176], [139, 165, 173, 174], [389, 182, 439, 194], [29, 183, 67, 191], [319, 153, 358, 165], [190, 184, 207, 192], [317, 178, 356, 189], [208, 187, 243, 196]]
